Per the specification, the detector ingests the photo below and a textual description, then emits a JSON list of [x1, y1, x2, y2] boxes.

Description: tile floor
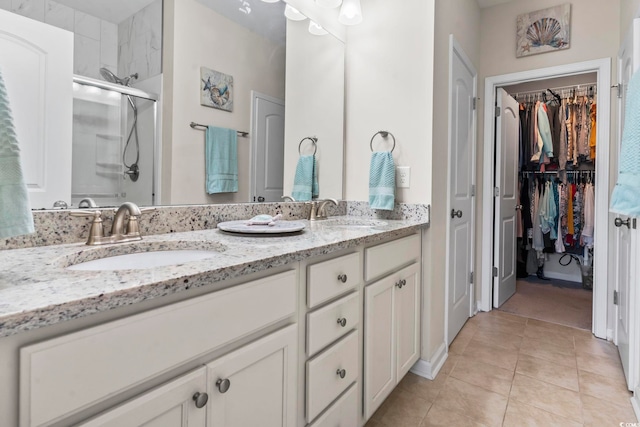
[[365, 310, 637, 426]]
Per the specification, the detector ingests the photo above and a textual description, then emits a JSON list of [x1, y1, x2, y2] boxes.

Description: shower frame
[[72, 75, 160, 205]]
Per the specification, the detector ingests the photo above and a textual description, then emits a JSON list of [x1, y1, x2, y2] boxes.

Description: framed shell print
[[516, 4, 571, 58], [200, 67, 233, 111]]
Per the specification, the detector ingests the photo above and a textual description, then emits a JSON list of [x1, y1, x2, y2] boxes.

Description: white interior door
[[251, 91, 284, 202], [493, 88, 520, 308], [0, 9, 73, 209], [614, 18, 640, 390], [447, 37, 477, 344]]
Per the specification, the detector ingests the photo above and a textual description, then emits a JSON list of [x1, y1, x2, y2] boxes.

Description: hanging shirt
[[555, 182, 566, 253], [559, 99, 568, 171], [539, 181, 557, 240], [532, 181, 544, 251], [531, 102, 543, 162], [589, 101, 597, 160], [582, 182, 595, 248], [537, 103, 554, 161]]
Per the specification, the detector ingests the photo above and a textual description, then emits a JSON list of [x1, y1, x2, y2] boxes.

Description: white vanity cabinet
[[363, 236, 421, 420], [19, 270, 298, 427]]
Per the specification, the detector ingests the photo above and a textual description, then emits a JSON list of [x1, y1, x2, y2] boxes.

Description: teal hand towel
[[206, 126, 238, 194], [0, 70, 34, 238], [369, 151, 395, 211], [291, 155, 318, 201], [611, 68, 640, 216]]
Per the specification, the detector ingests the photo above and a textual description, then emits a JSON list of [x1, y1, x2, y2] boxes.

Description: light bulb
[[308, 20, 328, 36], [316, 0, 342, 8], [338, 0, 362, 25], [261, 0, 279, 3], [284, 4, 306, 21]]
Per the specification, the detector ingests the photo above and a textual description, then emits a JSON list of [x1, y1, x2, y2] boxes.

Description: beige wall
[[475, 0, 620, 305], [621, 0, 640, 40], [162, 0, 285, 204], [344, 0, 434, 206], [425, 0, 481, 359]]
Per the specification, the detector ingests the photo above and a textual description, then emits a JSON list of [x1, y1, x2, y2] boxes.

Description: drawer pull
[[192, 392, 208, 408], [216, 378, 231, 394], [337, 317, 347, 327], [396, 279, 406, 288], [337, 274, 348, 283], [336, 368, 347, 379]]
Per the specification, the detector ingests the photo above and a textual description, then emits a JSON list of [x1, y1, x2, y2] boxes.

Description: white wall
[[344, 0, 434, 205], [621, 0, 640, 40], [476, 0, 621, 311], [162, 0, 285, 204], [118, 0, 162, 82]]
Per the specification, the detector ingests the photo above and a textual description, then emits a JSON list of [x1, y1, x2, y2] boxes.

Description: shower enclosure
[[71, 75, 158, 207]]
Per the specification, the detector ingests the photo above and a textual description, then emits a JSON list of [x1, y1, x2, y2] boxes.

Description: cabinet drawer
[[364, 234, 420, 281], [308, 252, 361, 308], [306, 330, 358, 422], [20, 270, 297, 427], [308, 383, 358, 427], [307, 292, 359, 357]]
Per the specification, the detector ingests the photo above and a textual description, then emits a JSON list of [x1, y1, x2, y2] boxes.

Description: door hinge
[[614, 290, 619, 305], [494, 187, 500, 197], [633, 218, 637, 229], [471, 185, 476, 197], [613, 83, 622, 99], [472, 98, 477, 110], [470, 272, 474, 284], [493, 267, 498, 277], [495, 106, 501, 117]]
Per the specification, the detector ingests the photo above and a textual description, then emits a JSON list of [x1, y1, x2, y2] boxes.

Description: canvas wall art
[[516, 4, 571, 58], [200, 67, 233, 111]]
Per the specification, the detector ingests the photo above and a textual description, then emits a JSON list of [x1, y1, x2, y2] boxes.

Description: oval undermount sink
[[67, 250, 220, 271], [321, 218, 388, 228]]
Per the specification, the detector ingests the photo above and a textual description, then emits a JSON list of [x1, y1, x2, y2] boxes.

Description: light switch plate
[[397, 166, 410, 188]]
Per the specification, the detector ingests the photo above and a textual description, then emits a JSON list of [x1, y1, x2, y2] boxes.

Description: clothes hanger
[[547, 89, 562, 105]]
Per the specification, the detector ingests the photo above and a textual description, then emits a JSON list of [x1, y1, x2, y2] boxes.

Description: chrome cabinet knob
[[192, 392, 208, 408], [450, 209, 463, 219], [216, 378, 231, 393], [337, 317, 347, 327], [615, 217, 631, 228], [337, 274, 348, 283], [336, 369, 346, 379]]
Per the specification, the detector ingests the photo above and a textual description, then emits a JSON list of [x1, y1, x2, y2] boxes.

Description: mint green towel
[[206, 126, 238, 194], [369, 151, 395, 211], [611, 68, 640, 216], [0, 70, 34, 238], [291, 155, 318, 202]]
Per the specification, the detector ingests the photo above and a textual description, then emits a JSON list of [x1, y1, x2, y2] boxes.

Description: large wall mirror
[[0, 0, 345, 210]]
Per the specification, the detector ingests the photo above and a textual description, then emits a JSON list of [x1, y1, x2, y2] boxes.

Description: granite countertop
[[0, 216, 427, 338]]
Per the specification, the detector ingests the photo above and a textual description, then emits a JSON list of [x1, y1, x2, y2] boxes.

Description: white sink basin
[[321, 218, 388, 228], [67, 250, 220, 271]]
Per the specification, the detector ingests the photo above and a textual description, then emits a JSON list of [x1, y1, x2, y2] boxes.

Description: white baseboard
[[607, 328, 614, 341], [631, 389, 640, 422], [544, 271, 581, 283], [410, 342, 447, 380]]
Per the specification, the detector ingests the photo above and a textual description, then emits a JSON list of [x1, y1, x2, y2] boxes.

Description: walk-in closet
[[497, 73, 599, 330]]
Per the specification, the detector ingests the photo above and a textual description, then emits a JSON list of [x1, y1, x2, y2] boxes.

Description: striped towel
[[611, 69, 640, 216], [291, 155, 318, 201], [369, 151, 395, 211], [0, 69, 34, 238]]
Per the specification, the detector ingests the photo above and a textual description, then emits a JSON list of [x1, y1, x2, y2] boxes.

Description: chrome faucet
[[69, 202, 154, 245], [308, 198, 338, 221], [78, 198, 98, 208], [281, 195, 296, 202]]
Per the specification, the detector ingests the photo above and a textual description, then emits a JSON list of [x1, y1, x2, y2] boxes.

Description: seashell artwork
[[200, 67, 234, 111], [516, 4, 570, 58]]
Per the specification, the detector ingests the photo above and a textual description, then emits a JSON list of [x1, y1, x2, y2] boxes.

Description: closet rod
[[512, 82, 597, 98]]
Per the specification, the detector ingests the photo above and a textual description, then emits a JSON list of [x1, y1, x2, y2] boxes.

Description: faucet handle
[[69, 210, 105, 244], [140, 207, 156, 215]]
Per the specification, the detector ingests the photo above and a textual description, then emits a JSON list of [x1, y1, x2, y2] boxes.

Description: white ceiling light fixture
[[316, 0, 342, 8], [338, 0, 362, 25], [284, 4, 306, 20], [261, 0, 280, 3], [308, 20, 328, 35]]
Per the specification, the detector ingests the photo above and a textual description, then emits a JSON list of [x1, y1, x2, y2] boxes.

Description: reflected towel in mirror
[[0, 69, 34, 238], [369, 151, 395, 211], [292, 155, 318, 201], [206, 126, 238, 194]]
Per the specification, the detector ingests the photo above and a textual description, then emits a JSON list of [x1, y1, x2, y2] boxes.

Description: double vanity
[[0, 202, 429, 427]]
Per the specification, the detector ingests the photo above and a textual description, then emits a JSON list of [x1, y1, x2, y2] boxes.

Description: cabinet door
[[78, 368, 207, 427], [363, 276, 395, 420], [395, 263, 421, 381], [207, 325, 297, 427]]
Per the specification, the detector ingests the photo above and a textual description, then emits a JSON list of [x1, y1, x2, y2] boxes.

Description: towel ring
[[298, 137, 318, 155], [370, 131, 396, 153]]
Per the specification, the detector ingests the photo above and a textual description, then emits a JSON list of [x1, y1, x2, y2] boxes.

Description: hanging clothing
[[537, 103, 554, 162], [589, 101, 597, 160], [582, 182, 595, 248], [558, 99, 568, 171], [555, 182, 566, 253], [532, 181, 544, 252]]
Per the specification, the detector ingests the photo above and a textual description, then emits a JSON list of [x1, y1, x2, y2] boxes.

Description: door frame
[[480, 58, 611, 339], [444, 35, 477, 346]]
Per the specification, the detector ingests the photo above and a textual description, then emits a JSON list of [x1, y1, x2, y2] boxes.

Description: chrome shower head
[[99, 68, 138, 87]]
